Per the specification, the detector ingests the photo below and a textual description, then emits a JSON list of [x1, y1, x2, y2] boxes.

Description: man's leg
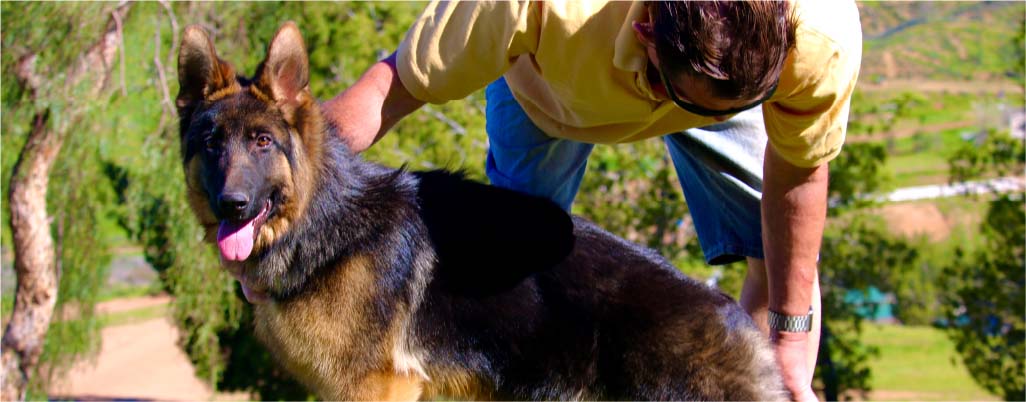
[[663, 107, 821, 384], [484, 77, 593, 209], [663, 108, 766, 265]]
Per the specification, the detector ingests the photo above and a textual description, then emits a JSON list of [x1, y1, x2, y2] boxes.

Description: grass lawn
[[862, 323, 998, 401]]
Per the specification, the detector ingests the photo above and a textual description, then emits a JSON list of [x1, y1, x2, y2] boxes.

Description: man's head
[[634, 1, 797, 117]]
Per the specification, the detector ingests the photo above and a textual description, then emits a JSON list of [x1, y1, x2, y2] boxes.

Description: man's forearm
[[761, 145, 828, 317], [322, 52, 425, 153], [761, 144, 829, 401]]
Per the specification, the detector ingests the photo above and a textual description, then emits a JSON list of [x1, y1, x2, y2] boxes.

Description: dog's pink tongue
[[217, 218, 256, 261]]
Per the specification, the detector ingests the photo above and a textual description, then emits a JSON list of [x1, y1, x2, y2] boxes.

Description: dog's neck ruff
[[252, 135, 419, 299]]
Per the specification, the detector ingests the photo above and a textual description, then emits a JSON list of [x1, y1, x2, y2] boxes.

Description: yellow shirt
[[396, 0, 862, 168]]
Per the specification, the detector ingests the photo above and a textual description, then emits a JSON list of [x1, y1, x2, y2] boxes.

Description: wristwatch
[[767, 307, 814, 333]]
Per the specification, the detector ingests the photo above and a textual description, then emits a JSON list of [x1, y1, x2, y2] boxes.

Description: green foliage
[[949, 129, 1026, 184], [936, 94, 1026, 401], [941, 196, 1025, 401], [822, 213, 942, 325], [816, 321, 877, 400], [828, 142, 890, 214]]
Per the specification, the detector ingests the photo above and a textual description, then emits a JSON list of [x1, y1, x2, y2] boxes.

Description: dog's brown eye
[[256, 134, 273, 148], [205, 137, 218, 151]]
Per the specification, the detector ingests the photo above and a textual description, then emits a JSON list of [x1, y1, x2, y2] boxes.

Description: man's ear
[[632, 21, 656, 49], [176, 25, 238, 110], [254, 21, 310, 109]]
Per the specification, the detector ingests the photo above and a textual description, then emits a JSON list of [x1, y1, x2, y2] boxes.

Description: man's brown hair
[[650, 0, 798, 101]]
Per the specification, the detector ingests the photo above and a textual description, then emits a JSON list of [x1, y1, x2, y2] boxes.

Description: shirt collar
[[613, 1, 662, 101], [613, 1, 649, 73]]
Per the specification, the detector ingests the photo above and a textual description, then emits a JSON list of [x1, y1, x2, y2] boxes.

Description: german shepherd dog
[[177, 22, 785, 401]]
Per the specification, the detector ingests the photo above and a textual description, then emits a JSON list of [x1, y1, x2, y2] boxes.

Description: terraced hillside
[[858, 1, 1024, 85]]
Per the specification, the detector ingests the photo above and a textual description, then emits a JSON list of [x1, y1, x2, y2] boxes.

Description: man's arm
[[322, 52, 425, 153], [761, 144, 829, 402]]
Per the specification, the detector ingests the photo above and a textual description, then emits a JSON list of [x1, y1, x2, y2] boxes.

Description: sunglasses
[[658, 67, 778, 117]]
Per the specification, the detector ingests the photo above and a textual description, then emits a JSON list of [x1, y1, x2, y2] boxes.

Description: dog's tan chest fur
[[252, 255, 426, 401]]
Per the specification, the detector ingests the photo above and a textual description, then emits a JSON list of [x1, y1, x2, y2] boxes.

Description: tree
[[826, 142, 891, 214], [942, 196, 1025, 401], [879, 92, 927, 152], [941, 131, 1025, 400], [1, 3, 131, 399]]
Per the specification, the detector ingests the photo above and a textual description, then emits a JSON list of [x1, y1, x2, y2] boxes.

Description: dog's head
[[177, 22, 322, 267]]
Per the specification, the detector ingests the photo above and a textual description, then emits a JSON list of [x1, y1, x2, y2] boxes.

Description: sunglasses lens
[[660, 68, 776, 116]]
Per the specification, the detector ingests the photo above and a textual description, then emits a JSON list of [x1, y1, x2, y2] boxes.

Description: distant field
[[846, 85, 1021, 188], [862, 324, 997, 401]]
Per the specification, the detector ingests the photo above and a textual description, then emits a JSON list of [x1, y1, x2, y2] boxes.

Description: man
[[323, 1, 862, 400]]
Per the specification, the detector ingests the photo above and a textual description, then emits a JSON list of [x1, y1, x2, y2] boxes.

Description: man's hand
[[773, 331, 819, 402]]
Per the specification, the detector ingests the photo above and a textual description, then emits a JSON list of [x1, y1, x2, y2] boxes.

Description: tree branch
[[14, 54, 42, 99], [153, 21, 174, 137], [158, 0, 179, 69], [112, 6, 128, 97], [1, 3, 132, 400], [421, 105, 467, 136]]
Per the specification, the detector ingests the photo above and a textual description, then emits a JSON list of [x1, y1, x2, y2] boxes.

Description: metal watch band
[[767, 308, 814, 333]]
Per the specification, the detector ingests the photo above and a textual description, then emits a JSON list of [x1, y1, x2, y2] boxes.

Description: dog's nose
[[218, 192, 250, 216]]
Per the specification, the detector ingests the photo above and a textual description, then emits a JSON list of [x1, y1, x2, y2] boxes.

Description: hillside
[[858, 1, 1024, 85]]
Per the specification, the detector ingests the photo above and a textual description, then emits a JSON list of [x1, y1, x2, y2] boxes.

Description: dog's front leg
[[347, 371, 424, 401]]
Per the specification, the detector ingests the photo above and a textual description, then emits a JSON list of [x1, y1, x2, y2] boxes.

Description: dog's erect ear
[[177, 25, 238, 110], [255, 22, 310, 108]]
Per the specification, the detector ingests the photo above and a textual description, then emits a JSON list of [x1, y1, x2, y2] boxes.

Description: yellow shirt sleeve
[[763, 29, 862, 168], [396, 0, 540, 104]]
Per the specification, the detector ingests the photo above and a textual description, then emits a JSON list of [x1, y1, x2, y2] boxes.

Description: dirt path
[[875, 202, 952, 242], [47, 297, 247, 401]]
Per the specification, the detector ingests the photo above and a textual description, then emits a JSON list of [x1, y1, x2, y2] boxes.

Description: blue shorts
[[485, 78, 766, 265]]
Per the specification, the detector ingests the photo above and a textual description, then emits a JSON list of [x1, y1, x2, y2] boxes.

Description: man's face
[[644, 45, 773, 122], [633, 17, 775, 122]]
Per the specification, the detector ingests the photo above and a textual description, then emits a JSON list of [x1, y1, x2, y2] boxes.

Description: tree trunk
[[1, 110, 61, 402], [0, 3, 131, 400]]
